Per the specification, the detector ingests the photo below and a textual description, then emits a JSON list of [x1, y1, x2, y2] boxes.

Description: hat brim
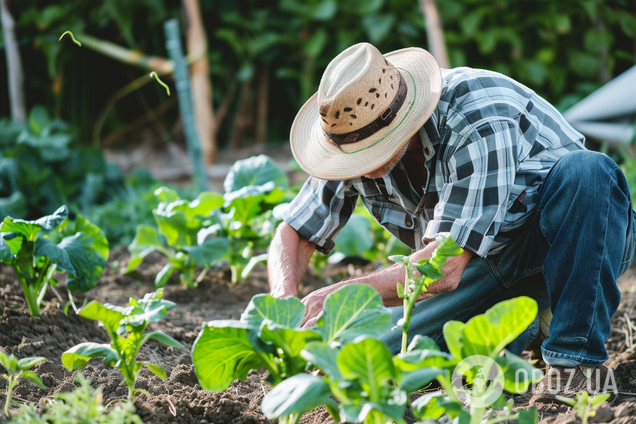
[[290, 47, 442, 181]]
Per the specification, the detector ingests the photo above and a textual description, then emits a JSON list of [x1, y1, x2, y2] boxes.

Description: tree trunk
[[183, 0, 216, 164], [0, 0, 26, 122], [419, 0, 450, 68], [255, 64, 269, 144]]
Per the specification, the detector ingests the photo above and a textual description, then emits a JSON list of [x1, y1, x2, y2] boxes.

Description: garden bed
[[2, 247, 636, 424]]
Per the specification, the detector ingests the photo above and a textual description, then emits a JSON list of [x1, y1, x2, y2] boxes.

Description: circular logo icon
[[451, 355, 505, 407]]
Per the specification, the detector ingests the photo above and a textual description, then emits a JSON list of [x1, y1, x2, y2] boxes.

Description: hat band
[[323, 71, 407, 146]]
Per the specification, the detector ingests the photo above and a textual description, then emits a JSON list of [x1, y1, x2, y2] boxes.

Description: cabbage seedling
[[556, 392, 611, 424], [389, 233, 463, 353], [0, 352, 47, 416], [0, 206, 109, 316], [62, 290, 183, 401]]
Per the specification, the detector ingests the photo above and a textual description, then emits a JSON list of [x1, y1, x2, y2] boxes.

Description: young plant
[[61, 290, 183, 401], [262, 296, 543, 424], [0, 352, 47, 416], [192, 284, 393, 424], [556, 391, 611, 424], [7, 373, 142, 424], [126, 187, 230, 288], [216, 155, 289, 283], [389, 233, 463, 353], [0, 206, 109, 316]]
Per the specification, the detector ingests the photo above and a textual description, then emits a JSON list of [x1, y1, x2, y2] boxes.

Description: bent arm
[[268, 222, 316, 298]]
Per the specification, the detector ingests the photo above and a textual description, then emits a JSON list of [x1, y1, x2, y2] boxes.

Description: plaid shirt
[[283, 67, 585, 257]]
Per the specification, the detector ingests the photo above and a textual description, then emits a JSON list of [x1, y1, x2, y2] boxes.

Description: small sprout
[[150, 72, 171, 96], [58, 31, 82, 47], [0, 351, 48, 415]]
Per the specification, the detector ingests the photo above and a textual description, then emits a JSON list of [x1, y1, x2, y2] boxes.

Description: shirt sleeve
[[424, 119, 519, 257], [281, 177, 358, 255]]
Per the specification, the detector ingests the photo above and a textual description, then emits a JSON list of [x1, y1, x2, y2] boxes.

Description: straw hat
[[290, 42, 442, 181]]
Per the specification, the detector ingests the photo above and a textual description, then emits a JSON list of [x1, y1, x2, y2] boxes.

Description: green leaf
[[121, 290, 176, 327], [302, 342, 343, 380], [61, 342, 119, 370], [396, 282, 404, 299], [154, 262, 174, 288], [241, 252, 268, 280], [337, 338, 395, 400], [241, 294, 306, 329], [154, 186, 180, 204], [397, 367, 446, 393], [333, 214, 374, 258], [341, 401, 405, 424], [259, 324, 321, 371], [519, 407, 539, 424], [182, 237, 230, 266], [261, 374, 336, 418], [362, 14, 395, 44], [126, 225, 166, 272], [0, 235, 16, 261], [1, 205, 68, 240], [20, 370, 48, 390], [442, 296, 538, 359], [146, 363, 167, 380], [314, 284, 392, 343], [59, 214, 109, 261], [0, 351, 19, 373], [407, 335, 440, 352], [17, 356, 47, 370], [78, 301, 126, 334], [28, 105, 51, 135], [60, 233, 106, 293], [223, 155, 288, 196], [394, 349, 456, 372], [34, 238, 75, 273], [495, 350, 543, 393], [141, 331, 184, 348], [388, 255, 410, 265], [411, 391, 465, 419], [192, 320, 266, 392], [590, 393, 611, 406], [429, 233, 463, 270]]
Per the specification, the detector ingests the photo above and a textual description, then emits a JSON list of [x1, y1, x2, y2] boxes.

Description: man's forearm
[[268, 222, 316, 298]]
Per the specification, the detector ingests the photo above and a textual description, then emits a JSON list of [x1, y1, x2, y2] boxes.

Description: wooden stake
[[0, 0, 26, 122], [419, 0, 450, 68]]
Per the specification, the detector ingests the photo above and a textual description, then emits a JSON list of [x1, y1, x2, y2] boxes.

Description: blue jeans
[[381, 151, 635, 366]]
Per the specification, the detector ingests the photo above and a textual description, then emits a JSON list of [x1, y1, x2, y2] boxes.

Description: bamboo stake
[[419, 0, 450, 68], [164, 19, 209, 192], [0, 0, 26, 122], [255, 64, 269, 144], [183, 0, 217, 164]]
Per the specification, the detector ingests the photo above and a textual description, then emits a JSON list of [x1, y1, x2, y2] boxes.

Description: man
[[268, 42, 635, 403]]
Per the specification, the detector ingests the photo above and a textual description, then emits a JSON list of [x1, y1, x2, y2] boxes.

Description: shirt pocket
[[363, 197, 417, 248]]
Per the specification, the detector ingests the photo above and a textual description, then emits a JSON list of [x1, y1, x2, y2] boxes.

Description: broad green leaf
[[78, 301, 126, 334], [182, 237, 230, 266], [394, 349, 456, 372], [17, 356, 47, 370], [448, 296, 538, 359], [154, 186, 180, 204], [428, 233, 463, 270], [397, 367, 447, 393], [314, 284, 392, 343], [169, 191, 224, 222], [241, 294, 305, 329], [259, 324, 320, 376], [495, 350, 543, 393], [34, 238, 75, 273], [153, 209, 195, 248], [362, 14, 395, 44], [302, 342, 343, 380], [61, 342, 119, 370], [2, 232, 23, 257], [0, 235, 15, 261], [20, 370, 48, 390], [407, 335, 440, 352], [59, 214, 109, 261], [141, 331, 184, 348], [192, 320, 266, 392], [411, 392, 465, 419], [0, 351, 19, 373], [337, 338, 395, 401], [1, 205, 68, 240], [60, 233, 106, 293], [591, 393, 611, 406], [223, 155, 289, 195], [261, 374, 337, 418], [146, 363, 167, 380], [334, 214, 373, 258], [341, 401, 406, 424], [412, 259, 443, 283], [241, 252, 268, 280], [442, 320, 464, 360], [519, 408, 539, 424], [126, 226, 167, 273]]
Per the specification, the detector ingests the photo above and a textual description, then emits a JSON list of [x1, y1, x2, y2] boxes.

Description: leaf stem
[[3, 375, 16, 415]]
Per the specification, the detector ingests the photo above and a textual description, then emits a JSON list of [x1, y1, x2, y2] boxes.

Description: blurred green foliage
[[0, 0, 633, 147]]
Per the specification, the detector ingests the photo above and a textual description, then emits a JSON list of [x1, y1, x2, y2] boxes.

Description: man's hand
[[268, 223, 315, 299], [412, 242, 474, 300]]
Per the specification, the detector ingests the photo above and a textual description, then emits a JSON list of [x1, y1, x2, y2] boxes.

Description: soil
[[2, 247, 636, 424]]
